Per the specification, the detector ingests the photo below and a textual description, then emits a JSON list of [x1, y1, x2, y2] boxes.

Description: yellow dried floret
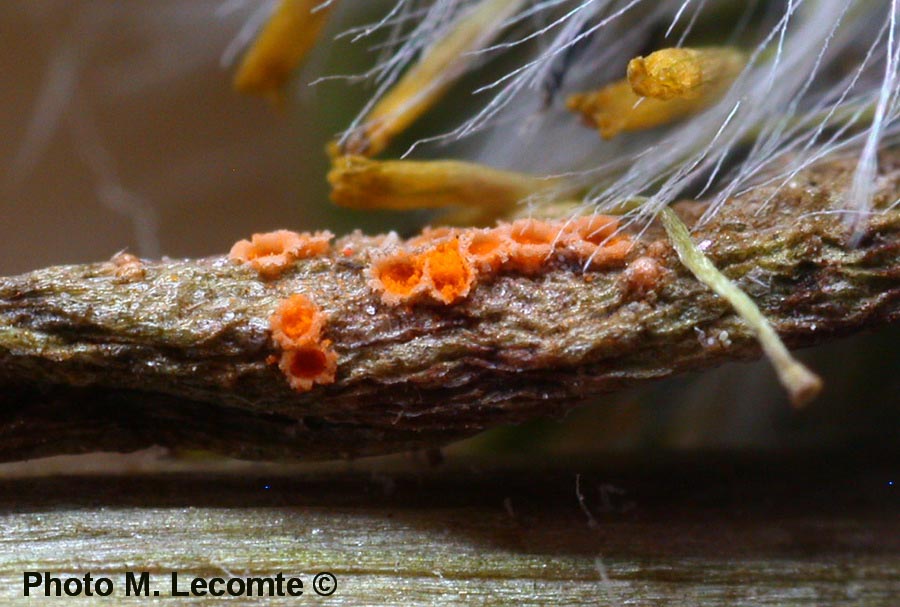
[[568, 46, 746, 139], [328, 155, 557, 224], [341, 0, 524, 156], [234, 0, 336, 106]]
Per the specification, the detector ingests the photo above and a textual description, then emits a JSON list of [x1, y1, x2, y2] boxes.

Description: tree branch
[[1, 153, 898, 461]]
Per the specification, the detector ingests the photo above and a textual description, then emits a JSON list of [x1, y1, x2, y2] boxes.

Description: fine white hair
[[9, 0, 899, 255], [328, 0, 900, 232]]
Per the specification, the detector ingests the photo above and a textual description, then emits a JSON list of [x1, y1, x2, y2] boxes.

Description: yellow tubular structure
[[341, 0, 524, 156], [328, 155, 559, 221], [568, 46, 746, 139], [234, 0, 336, 105], [627, 47, 746, 100]]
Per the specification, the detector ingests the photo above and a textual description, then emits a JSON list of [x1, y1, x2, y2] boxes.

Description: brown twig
[[0, 153, 898, 461]]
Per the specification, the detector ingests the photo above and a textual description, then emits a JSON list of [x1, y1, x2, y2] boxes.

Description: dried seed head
[[340, 0, 525, 157], [567, 81, 709, 140], [328, 155, 556, 221], [568, 47, 745, 140]]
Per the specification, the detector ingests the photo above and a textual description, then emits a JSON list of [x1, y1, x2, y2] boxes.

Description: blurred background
[[0, 0, 896, 467]]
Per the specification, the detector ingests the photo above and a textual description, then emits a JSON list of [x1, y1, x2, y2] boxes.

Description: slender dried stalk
[[659, 207, 822, 406], [0, 153, 897, 462]]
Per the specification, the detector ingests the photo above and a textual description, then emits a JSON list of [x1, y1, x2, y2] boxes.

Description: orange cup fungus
[[229, 229, 333, 278], [579, 235, 633, 268], [238, 215, 632, 386], [269, 293, 337, 392], [370, 236, 476, 306], [461, 227, 508, 272], [562, 215, 618, 244], [369, 250, 427, 305], [420, 238, 475, 305], [503, 219, 563, 274], [269, 293, 324, 347], [368, 215, 631, 306], [278, 343, 339, 392], [560, 215, 632, 268], [406, 226, 456, 248]]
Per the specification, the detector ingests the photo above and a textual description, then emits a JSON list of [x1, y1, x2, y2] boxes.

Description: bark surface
[[1, 153, 898, 461]]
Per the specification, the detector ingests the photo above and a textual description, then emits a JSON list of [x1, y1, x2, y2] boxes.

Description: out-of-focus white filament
[[10, 0, 899, 256], [325, 0, 900, 230]]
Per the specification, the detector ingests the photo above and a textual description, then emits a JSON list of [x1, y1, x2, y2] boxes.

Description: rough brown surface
[[0, 153, 898, 461], [1, 453, 897, 606]]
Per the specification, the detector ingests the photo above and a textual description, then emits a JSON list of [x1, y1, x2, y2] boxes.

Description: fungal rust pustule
[[369, 250, 427, 305], [462, 227, 508, 272], [367, 216, 632, 306], [503, 219, 561, 274], [278, 344, 339, 392], [105, 252, 145, 283], [622, 255, 667, 296], [420, 238, 475, 304], [229, 229, 333, 278], [269, 293, 337, 392], [560, 216, 633, 268], [269, 293, 324, 347]]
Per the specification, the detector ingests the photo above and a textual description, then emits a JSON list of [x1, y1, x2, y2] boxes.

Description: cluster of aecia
[[269, 294, 338, 392], [370, 216, 631, 306]]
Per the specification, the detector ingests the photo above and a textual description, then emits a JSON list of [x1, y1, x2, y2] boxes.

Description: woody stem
[[0, 152, 898, 462]]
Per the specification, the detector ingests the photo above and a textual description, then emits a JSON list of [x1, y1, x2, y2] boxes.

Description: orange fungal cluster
[[370, 251, 426, 305], [230, 229, 333, 278], [269, 294, 337, 392], [421, 238, 475, 304], [369, 216, 632, 306], [560, 216, 633, 269]]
